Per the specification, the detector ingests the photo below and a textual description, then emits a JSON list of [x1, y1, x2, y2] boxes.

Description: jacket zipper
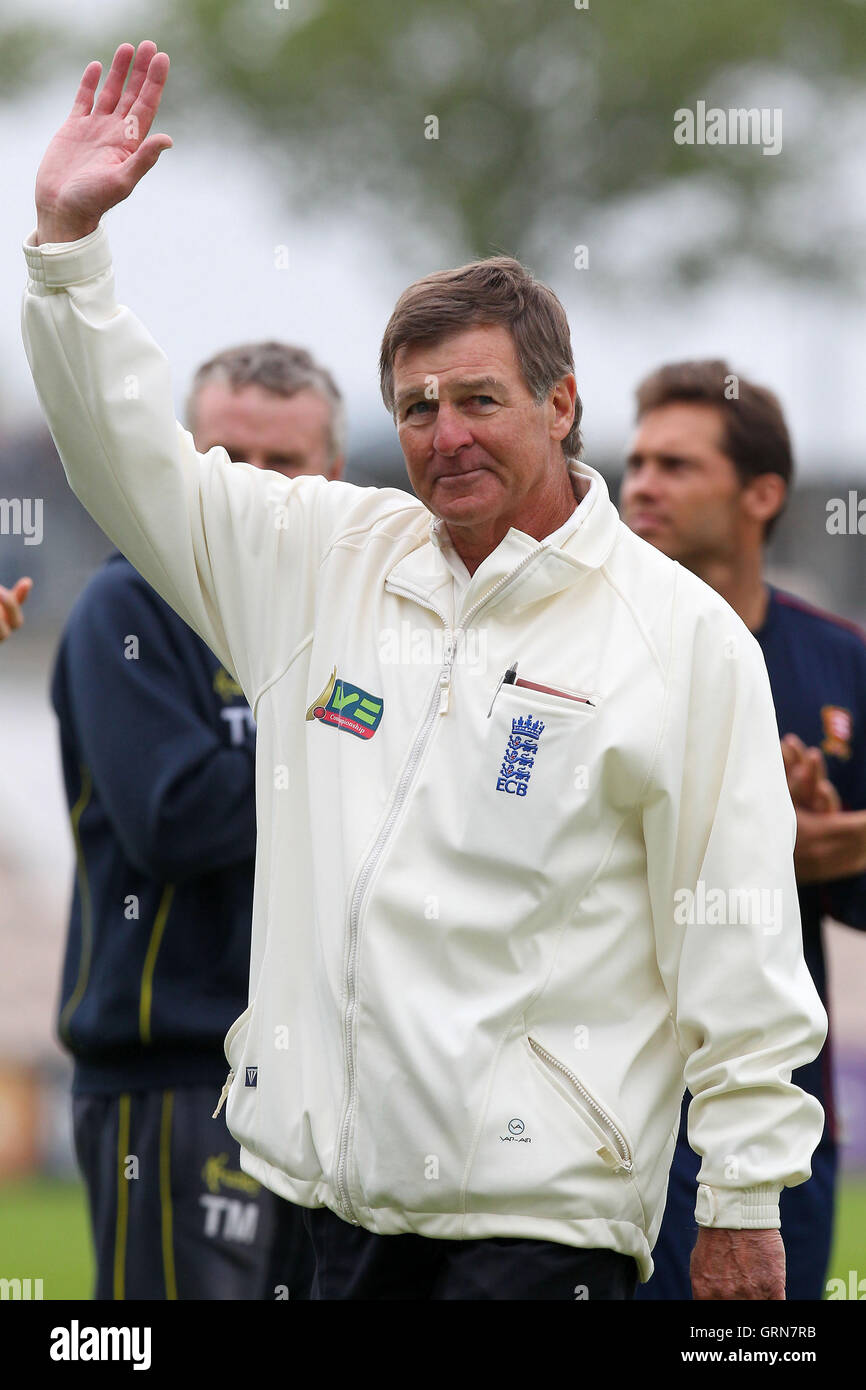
[[335, 592, 450, 1221], [528, 1037, 634, 1174], [435, 547, 544, 715], [212, 1070, 234, 1119], [335, 547, 544, 1220]]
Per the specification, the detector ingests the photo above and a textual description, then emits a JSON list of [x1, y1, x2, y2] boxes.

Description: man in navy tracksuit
[[621, 359, 866, 1300], [53, 340, 345, 1299]]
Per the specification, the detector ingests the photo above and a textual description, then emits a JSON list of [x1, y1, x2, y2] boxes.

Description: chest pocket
[[490, 680, 598, 797], [444, 677, 602, 897]]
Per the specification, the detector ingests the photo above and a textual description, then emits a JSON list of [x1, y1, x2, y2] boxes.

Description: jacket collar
[[385, 461, 621, 621]]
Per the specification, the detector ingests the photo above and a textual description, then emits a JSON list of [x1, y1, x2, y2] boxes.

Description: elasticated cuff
[[695, 1182, 781, 1229], [23, 223, 111, 287]]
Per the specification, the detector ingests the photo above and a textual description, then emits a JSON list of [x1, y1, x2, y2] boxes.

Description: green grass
[[0, 1176, 94, 1300], [0, 1173, 864, 1299], [827, 1176, 866, 1294]]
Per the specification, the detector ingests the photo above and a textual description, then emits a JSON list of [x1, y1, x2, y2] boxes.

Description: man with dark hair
[[51, 341, 343, 1299], [622, 358, 866, 1300], [22, 43, 827, 1301], [379, 259, 584, 460], [633, 359, 793, 540]]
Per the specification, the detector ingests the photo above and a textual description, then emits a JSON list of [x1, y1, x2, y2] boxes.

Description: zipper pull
[[596, 1143, 632, 1174], [438, 630, 454, 715], [212, 1069, 235, 1119], [438, 669, 451, 715]]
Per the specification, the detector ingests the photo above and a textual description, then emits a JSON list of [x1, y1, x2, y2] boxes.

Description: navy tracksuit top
[[754, 585, 866, 1140], [52, 553, 258, 1094]]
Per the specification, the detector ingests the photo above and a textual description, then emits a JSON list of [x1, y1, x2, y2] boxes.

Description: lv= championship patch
[[306, 666, 384, 741]]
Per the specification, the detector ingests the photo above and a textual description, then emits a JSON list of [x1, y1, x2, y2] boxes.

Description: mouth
[[628, 511, 668, 531], [434, 466, 488, 485]]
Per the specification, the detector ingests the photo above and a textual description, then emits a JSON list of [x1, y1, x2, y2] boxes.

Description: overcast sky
[[2, 11, 865, 478]]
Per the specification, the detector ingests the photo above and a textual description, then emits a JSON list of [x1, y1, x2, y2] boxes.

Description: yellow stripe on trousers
[[113, 1093, 131, 1300], [159, 1090, 178, 1300]]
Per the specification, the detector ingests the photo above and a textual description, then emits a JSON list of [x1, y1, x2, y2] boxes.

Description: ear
[[549, 374, 577, 443], [743, 472, 787, 532]]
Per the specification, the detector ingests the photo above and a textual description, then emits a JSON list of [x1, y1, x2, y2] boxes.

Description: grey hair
[[186, 340, 346, 463]]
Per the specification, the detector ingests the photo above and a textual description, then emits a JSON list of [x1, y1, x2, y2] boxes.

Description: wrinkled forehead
[[392, 323, 524, 396]]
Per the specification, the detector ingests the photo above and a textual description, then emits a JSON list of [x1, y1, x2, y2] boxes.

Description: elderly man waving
[[22, 41, 825, 1302]]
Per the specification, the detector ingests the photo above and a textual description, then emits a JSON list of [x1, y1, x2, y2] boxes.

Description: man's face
[[192, 381, 343, 480], [392, 324, 573, 533], [620, 402, 747, 566]]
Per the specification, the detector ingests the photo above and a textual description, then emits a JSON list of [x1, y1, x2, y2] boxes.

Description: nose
[[623, 460, 663, 505], [432, 402, 474, 457]]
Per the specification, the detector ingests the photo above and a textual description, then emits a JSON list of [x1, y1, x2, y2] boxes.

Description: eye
[[472, 395, 497, 407], [405, 400, 435, 418]]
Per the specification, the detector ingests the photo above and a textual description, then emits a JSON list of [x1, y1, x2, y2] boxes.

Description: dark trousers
[[302, 1206, 638, 1300], [73, 1087, 315, 1300]]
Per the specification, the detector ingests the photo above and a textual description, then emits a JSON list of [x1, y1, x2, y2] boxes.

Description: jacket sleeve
[[642, 574, 828, 1230], [59, 568, 257, 883], [20, 224, 362, 708]]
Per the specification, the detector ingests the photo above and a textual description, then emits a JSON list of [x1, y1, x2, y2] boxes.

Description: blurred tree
[[4, 0, 865, 284]]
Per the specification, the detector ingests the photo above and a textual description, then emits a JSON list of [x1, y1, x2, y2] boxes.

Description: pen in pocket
[[487, 662, 595, 717]]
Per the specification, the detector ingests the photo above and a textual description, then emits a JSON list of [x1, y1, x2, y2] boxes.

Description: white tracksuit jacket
[[22, 225, 827, 1280]]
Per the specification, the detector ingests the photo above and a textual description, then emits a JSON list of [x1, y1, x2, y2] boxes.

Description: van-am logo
[[305, 666, 384, 740]]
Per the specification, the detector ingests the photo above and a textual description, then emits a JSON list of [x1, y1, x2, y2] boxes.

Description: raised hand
[[781, 732, 842, 814], [34, 41, 171, 245]]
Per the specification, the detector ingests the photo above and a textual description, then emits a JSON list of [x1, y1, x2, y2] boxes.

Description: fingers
[[807, 746, 829, 780], [126, 51, 171, 144], [0, 580, 29, 637], [786, 754, 814, 804], [799, 748, 821, 792], [69, 61, 102, 118], [93, 43, 136, 116], [117, 40, 159, 119], [781, 732, 807, 761], [115, 133, 173, 197], [781, 733, 835, 811], [785, 738, 840, 813], [813, 779, 843, 814], [790, 758, 819, 806]]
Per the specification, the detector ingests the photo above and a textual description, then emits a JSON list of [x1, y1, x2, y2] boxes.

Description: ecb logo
[[496, 715, 545, 796]]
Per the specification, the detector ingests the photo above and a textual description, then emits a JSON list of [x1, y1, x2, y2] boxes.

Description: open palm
[[35, 41, 171, 242]]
